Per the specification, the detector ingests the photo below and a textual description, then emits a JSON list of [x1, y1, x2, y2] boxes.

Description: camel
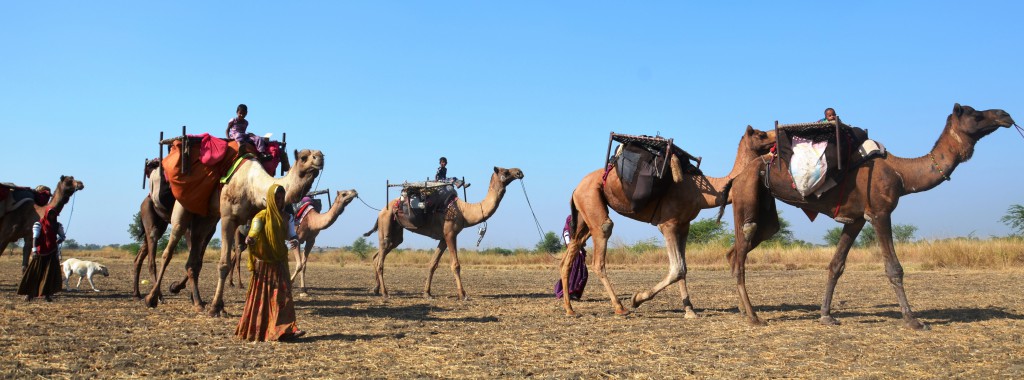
[[207, 149, 324, 317], [562, 126, 775, 317], [290, 189, 359, 295], [144, 149, 323, 316], [0, 176, 85, 268], [721, 104, 1016, 330], [364, 167, 525, 299]]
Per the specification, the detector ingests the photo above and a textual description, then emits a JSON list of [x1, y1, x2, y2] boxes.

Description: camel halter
[[1014, 123, 1024, 140], [355, 194, 381, 211], [928, 152, 952, 182]]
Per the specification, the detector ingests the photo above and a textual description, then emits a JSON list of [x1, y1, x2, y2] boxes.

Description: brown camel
[[364, 167, 525, 299], [289, 189, 359, 295], [0, 176, 85, 268], [144, 149, 322, 316], [721, 104, 1016, 330], [207, 149, 324, 317], [562, 126, 775, 317]]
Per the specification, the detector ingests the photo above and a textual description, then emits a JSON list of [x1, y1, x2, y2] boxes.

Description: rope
[[519, 180, 546, 242], [1014, 123, 1024, 140], [355, 194, 381, 211]]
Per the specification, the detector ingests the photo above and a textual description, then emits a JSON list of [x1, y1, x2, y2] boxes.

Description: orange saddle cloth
[[161, 137, 240, 216]]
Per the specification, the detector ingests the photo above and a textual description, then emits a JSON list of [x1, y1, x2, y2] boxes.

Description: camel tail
[[363, 221, 378, 237], [568, 192, 579, 235], [715, 178, 734, 225]]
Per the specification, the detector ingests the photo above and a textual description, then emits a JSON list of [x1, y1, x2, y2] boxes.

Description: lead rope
[[58, 192, 76, 262], [519, 180, 546, 243], [355, 194, 381, 211]]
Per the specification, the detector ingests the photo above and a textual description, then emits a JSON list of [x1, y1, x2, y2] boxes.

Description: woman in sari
[[236, 184, 305, 342], [18, 206, 65, 301]]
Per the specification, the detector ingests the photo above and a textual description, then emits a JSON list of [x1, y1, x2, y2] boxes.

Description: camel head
[[58, 175, 85, 195], [285, 149, 325, 203], [292, 149, 325, 179], [493, 167, 525, 187], [949, 103, 1016, 141], [335, 189, 358, 209], [743, 125, 777, 154]]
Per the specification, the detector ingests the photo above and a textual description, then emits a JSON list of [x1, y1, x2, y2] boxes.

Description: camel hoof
[[683, 309, 698, 319], [298, 292, 310, 298], [143, 295, 159, 309], [819, 316, 841, 326], [423, 293, 434, 300], [905, 318, 929, 331], [565, 310, 579, 318], [614, 308, 631, 316], [208, 305, 225, 318], [194, 303, 207, 313], [630, 293, 643, 309], [749, 317, 767, 326], [168, 284, 184, 295]]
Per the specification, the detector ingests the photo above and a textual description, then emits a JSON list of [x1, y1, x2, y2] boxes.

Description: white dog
[[61, 258, 109, 292]]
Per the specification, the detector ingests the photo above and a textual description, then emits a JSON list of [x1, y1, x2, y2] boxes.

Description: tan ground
[[1, 255, 1022, 378]]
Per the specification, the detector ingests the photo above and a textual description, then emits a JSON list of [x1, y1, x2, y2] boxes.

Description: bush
[[535, 231, 562, 253]]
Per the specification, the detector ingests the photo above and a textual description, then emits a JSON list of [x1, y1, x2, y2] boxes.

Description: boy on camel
[[435, 157, 470, 188], [227, 104, 267, 155]]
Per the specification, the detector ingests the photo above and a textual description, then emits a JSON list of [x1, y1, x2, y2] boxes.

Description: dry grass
[[61, 237, 1024, 273], [2, 240, 1023, 378]]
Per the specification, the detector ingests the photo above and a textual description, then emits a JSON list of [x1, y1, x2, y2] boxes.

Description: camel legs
[[290, 240, 314, 295], [144, 210, 191, 308], [570, 204, 628, 316], [208, 218, 238, 317], [372, 221, 403, 298], [180, 219, 216, 312], [819, 218, 863, 325], [856, 215, 926, 330], [423, 241, 448, 299], [729, 183, 782, 325], [446, 235, 467, 300], [630, 220, 697, 318]]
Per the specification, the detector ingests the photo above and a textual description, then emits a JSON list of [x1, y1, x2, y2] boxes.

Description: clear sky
[[2, 2, 1022, 250]]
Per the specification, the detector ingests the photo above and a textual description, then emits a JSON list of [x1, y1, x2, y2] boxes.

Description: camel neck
[[457, 174, 507, 226], [890, 125, 971, 195]]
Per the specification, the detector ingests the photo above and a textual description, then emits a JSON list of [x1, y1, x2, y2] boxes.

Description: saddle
[[0, 183, 50, 219], [774, 119, 877, 198], [392, 182, 459, 229], [608, 133, 702, 213]]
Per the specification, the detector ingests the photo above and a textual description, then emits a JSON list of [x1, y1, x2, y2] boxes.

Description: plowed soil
[[1, 256, 1022, 378]]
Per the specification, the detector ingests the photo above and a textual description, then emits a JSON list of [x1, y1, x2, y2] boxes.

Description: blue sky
[[2, 2, 1022, 250]]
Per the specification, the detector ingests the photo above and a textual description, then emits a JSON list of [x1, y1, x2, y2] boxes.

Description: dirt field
[[1, 255, 1022, 378]]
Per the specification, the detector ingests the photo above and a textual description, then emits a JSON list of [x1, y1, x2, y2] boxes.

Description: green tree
[[209, 238, 221, 250], [764, 211, 795, 245], [128, 211, 143, 243], [1000, 204, 1024, 235], [892, 224, 918, 243], [350, 236, 374, 259], [64, 239, 80, 249], [856, 225, 876, 247], [535, 231, 562, 253], [688, 218, 728, 244], [823, 227, 843, 246]]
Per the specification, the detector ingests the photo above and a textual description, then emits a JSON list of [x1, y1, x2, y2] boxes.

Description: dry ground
[[1, 254, 1022, 379]]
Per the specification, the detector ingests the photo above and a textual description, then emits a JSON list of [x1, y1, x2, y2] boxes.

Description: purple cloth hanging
[[555, 214, 588, 300]]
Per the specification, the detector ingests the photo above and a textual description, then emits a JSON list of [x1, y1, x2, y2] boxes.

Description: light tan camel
[[364, 167, 525, 299], [562, 127, 775, 317], [207, 149, 324, 317], [289, 189, 358, 295], [144, 149, 323, 316], [720, 104, 1016, 330], [0, 176, 85, 268]]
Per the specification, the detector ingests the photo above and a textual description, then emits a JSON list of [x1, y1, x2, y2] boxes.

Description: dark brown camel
[[720, 104, 1016, 330], [562, 127, 775, 316], [0, 176, 84, 269]]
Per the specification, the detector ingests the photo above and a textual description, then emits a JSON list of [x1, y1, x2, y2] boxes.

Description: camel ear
[[954, 103, 963, 117], [493, 166, 499, 174], [746, 125, 754, 135], [60, 175, 66, 181], [294, 149, 300, 161]]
